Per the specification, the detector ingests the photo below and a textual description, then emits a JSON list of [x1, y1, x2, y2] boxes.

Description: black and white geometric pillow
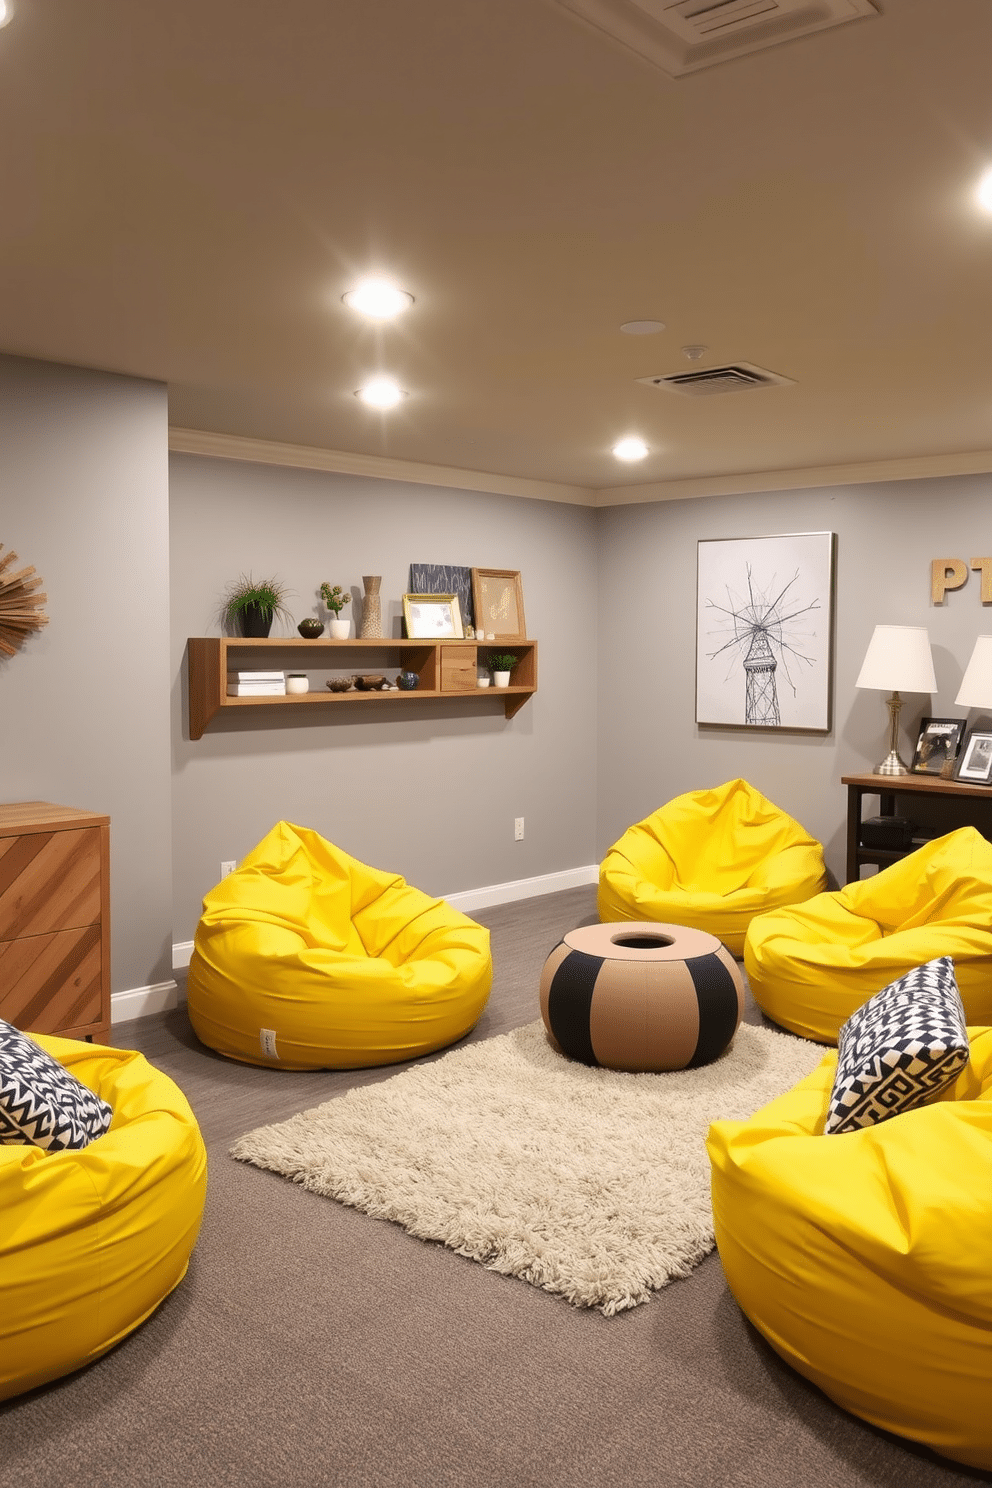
[[0, 1019, 114, 1151], [825, 957, 970, 1135]]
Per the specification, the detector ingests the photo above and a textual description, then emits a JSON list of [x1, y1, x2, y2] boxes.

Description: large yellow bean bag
[[1, 1036, 207, 1401], [187, 821, 492, 1070], [707, 1028, 992, 1471], [745, 826, 992, 1043], [598, 779, 826, 957]]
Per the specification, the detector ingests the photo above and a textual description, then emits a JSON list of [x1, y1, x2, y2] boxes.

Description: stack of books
[[227, 670, 286, 697]]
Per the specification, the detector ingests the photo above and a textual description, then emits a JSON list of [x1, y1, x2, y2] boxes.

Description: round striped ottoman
[[539, 922, 745, 1072]]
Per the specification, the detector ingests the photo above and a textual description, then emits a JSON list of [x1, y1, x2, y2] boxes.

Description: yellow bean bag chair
[[745, 826, 992, 1043], [1, 1036, 207, 1401], [707, 1027, 992, 1471], [187, 821, 493, 1070], [598, 779, 826, 957]]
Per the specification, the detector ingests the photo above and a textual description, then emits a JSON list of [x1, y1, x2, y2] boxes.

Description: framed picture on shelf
[[402, 593, 463, 639], [910, 717, 966, 775], [471, 568, 526, 640], [695, 531, 835, 731], [409, 565, 474, 630], [956, 731, 992, 784]]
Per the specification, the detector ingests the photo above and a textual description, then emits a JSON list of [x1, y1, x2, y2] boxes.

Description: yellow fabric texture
[[707, 1027, 992, 1471], [745, 826, 992, 1043], [597, 779, 826, 956], [187, 821, 493, 1070], [0, 1036, 207, 1401]]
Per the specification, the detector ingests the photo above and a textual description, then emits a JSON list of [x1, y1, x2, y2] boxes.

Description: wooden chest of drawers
[[0, 801, 111, 1042]]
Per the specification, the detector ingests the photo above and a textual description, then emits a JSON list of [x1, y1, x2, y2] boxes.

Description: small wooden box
[[0, 802, 111, 1042], [439, 645, 478, 693]]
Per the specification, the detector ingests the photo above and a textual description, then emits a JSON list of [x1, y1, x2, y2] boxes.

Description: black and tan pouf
[[539, 922, 744, 1073]]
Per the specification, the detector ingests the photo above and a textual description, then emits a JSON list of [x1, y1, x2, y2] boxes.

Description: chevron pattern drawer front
[[0, 829, 103, 940], [0, 803, 110, 1043], [0, 925, 102, 1034]]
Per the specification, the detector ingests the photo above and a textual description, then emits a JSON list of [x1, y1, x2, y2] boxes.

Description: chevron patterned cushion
[[825, 957, 969, 1135], [0, 1020, 113, 1150]]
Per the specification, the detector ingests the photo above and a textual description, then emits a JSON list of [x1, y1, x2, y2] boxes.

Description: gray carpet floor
[[2, 886, 988, 1487]]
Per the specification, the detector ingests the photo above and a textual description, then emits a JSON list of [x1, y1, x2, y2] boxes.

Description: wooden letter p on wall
[[931, 558, 969, 604]]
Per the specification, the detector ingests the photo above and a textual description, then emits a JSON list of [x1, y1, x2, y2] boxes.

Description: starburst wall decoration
[[0, 543, 49, 657]]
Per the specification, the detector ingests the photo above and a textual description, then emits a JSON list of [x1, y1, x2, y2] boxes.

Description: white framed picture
[[696, 532, 835, 731], [957, 731, 992, 783]]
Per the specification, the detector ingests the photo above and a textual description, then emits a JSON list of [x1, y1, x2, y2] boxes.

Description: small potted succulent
[[488, 652, 518, 689], [320, 582, 352, 639], [224, 574, 292, 638]]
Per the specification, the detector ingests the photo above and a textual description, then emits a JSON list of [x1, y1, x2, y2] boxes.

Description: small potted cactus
[[320, 582, 352, 639]]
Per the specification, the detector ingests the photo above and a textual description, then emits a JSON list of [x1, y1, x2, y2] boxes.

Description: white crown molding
[[595, 450, 992, 506], [170, 428, 992, 510], [168, 427, 595, 507]]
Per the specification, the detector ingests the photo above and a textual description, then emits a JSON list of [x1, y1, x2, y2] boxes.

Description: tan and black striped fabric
[[539, 922, 744, 1073]]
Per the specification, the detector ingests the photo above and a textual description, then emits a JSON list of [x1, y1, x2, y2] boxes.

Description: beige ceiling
[[1, 0, 991, 503]]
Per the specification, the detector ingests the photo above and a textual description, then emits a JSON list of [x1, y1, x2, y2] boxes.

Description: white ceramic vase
[[286, 674, 309, 694], [493, 670, 511, 689], [329, 617, 351, 639]]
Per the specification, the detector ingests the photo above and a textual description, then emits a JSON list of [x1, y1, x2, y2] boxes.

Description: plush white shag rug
[[231, 1020, 824, 1314]]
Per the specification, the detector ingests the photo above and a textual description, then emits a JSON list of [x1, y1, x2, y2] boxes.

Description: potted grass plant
[[488, 652, 518, 689], [224, 574, 292, 638]]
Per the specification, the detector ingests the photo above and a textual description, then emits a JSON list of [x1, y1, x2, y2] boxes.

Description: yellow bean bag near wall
[[187, 822, 493, 1070], [1, 1037, 207, 1401], [598, 779, 826, 957], [707, 1028, 992, 1471], [745, 826, 992, 1043]]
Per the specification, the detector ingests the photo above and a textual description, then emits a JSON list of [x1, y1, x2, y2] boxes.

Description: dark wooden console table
[[842, 773, 992, 884]]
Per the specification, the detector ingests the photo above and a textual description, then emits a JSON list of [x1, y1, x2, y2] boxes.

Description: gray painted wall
[[596, 476, 992, 885], [169, 454, 599, 942], [7, 348, 991, 989], [0, 354, 173, 991]]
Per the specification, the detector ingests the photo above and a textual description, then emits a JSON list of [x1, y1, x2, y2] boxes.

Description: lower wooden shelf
[[187, 637, 538, 739], [842, 772, 992, 883]]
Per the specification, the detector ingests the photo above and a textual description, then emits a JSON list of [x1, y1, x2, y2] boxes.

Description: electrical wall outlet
[[514, 817, 525, 841], [220, 860, 237, 879]]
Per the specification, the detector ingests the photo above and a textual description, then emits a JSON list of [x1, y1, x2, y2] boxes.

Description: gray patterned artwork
[[410, 565, 474, 629]]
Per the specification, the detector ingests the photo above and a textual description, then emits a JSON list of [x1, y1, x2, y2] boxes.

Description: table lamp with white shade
[[855, 624, 937, 775], [955, 636, 992, 711]]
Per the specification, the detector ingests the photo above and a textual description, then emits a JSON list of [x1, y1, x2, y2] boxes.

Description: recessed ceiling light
[[0, 2, 13, 27], [342, 279, 414, 320], [613, 437, 649, 462], [620, 320, 666, 336], [355, 376, 406, 409], [976, 168, 992, 213]]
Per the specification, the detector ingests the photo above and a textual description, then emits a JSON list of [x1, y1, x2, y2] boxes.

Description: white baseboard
[[442, 864, 599, 913], [111, 979, 181, 1024], [164, 864, 599, 1018], [173, 940, 194, 970]]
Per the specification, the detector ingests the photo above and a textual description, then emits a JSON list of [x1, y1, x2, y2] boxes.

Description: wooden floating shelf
[[187, 637, 538, 739]]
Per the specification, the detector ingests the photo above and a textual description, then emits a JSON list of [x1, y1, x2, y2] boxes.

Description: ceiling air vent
[[548, 0, 880, 78], [637, 362, 796, 396]]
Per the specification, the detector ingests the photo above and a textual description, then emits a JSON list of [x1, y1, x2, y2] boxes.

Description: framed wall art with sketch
[[695, 531, 835, 731]]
